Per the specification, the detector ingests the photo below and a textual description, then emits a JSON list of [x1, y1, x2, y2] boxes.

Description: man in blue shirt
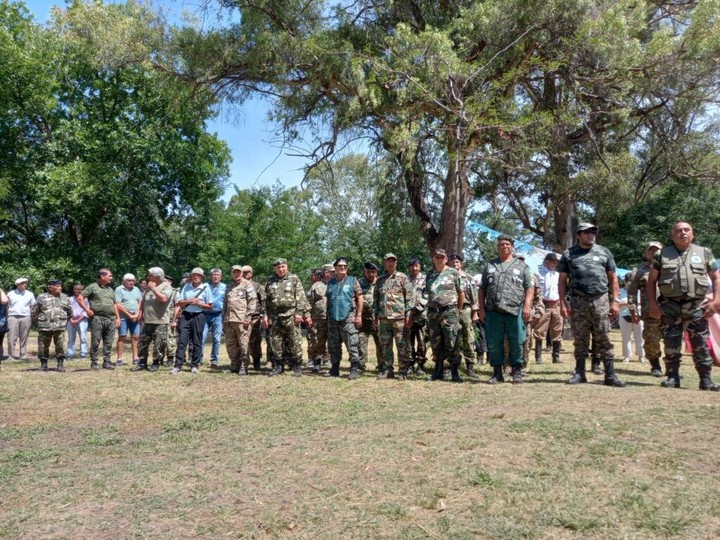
[[202, 268, 226, 368], [325, 257, 363, 379], [172, 268, 213, 374]]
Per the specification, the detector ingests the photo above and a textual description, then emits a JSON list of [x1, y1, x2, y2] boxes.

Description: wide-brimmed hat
[[189, 267, 205, 278]]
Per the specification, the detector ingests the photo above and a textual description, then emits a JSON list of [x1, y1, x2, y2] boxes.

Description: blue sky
[[23, 0, 308, 197]]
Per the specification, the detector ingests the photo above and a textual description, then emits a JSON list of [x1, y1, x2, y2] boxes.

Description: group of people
[[1, 221, 718, 391]]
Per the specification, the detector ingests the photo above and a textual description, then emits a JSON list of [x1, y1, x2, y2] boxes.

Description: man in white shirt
[[7, 277, 36, 359], [533, 253, 564, 364]]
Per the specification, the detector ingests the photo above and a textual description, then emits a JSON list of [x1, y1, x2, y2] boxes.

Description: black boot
[[269, 363, 284, 376], [512, 365, 524, 384], [487, 365, 504, 385], [430, 359, 444, 381], [591, 359, 603, 375], [697, 366, 720, 391], [552, 341, 562, 364], [661, 366, 681, 388], [415, 362, 427, 378], [603, 358, 626, 387], [40, 359, 48, 372], [56, 359, 65, 373], [534, 339, 543, 364], [292, 361, 303, 377], [465, 360, 477, 378], [567, 358, 587, 384], [325, 362, 340, 377], [253, 357, 261, 371], [649, 357, 663, 377], [102, 360, 115, 370], [348, 362, 360, 380], [450, 364, 463, 382], [90, 360, 100, 370]]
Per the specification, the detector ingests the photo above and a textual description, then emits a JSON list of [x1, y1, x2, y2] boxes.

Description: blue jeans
[[202, 312, 223, 365], [67, 319, 89, 357]]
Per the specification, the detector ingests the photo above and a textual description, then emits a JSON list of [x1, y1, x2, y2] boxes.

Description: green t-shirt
[[81, 282, 116, 318]]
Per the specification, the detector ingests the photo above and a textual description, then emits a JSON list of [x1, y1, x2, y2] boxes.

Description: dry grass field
[[2, 330, 720, 539]]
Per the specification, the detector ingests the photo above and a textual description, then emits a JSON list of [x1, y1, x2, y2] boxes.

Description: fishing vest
[[658, 243, 711, 300]]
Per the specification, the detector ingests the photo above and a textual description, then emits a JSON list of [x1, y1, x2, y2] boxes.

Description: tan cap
[[384, 253, 397, 260], [231, 265, 243, 272], [190, 267, 205, 278], [322, 264, 335, 272], [241, 265, 253, 273], [646, 241, 662, 250]]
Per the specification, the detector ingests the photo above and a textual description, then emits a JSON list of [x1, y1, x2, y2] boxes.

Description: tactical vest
[[485, 258, 527, 316], [658, 243, 710, 300], [326, 276, 357, 321]]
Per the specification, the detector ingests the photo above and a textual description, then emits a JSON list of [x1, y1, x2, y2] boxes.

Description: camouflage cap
[[497, 234, 515, 244], [231, 265, 243, 272], [646, 241, 662, 250], [322, 263, 335, 272], [576, 222, 598, 233], [383, 253, 397, 260], [364, 262, 379, 271], [241, 265, 253, 273], [273, 258, 287, 266]]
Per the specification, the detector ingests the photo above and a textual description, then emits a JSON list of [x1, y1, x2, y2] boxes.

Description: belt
[[428, 304, 454, 313], [543, 299, 560, 305], [208, 311, 222, 316]]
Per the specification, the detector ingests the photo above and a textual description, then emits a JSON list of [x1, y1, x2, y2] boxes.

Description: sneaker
[[639, 357, 647, 364], [512, 369, 524, 384], [622, 357, 630, 364], [171, 367, 182, 375], [487, 375, 504, 385], [116, 359, 123, 367], [238, 367, 248, 376], [650, 368, 663, 377], [191, 366, 199, 374], [210, 363, 220, 369]]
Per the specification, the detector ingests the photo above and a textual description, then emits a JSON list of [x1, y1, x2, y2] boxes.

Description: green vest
[[657, 243, 710, 300]]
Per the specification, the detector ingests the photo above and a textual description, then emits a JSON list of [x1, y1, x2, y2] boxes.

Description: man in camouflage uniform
[[263, 258, 311, 376], [358, 262, 382, 373], [223, 265, 258, 375], [80, 268, 118, 370], [626, 241, 664, 377], [325, 257, 363, 379], [306, 265, 331, 373], [164, 275, 178, 367], [242, 265, 265, 371], [132, 267, 173, 372], [448, 254, 480, 378], [479, 236, 534, 384], [373, 253, 414, 379], [32, 279, 73, 372], [426, 249, 465, 382], [404, 258, 428, 377], [559, 223, 625, 387], [647, 222, 720, 391]]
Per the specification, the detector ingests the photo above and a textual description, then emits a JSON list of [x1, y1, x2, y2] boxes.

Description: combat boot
[[102, 360, 115, 370], [90, 360, 100, 370], [325, 362, 340, 377], [292, 362, 303, 377], [551, 341, 562, 363], [56, 359, 65, 373], [697, 366, 720, 391], [238, 366, 249, 376], [40, 360, 48, 372], [512, 365, 524, 384], [311, 359, 321, 374], [450, 365, 463, 383], [591, 359, 603, 375], [430, 360, 444, 381], [269, 363, 284, 376], [253, 358, 261, 371], [603, 359, 626, 387], [466, 360, 477, 378], [377, 369, 395, 379], [649, 357, 663, 377], [661, 366, 681, 388], [348, 362, 360, 380], [415, 362, 427, 378], [534, 339, 544, 364], [487, 365, 505, 385], [567, 358, 587, 384]]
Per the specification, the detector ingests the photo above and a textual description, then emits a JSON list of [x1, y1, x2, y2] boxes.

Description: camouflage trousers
[[137, 323, 168, 366], [328, 318, 360, 366], [457, 307, 475, 365], [90, 315, 117, 364], [403, 318, 427, 365], [248, 317, 263, 361], [38, 330, 66, 361], [166, 324, 177, 358], [486, 310, 526, 368], [378, 318, 409, 373], [569, 294, 614, 371], [358, 318, 381, 370], [427, 306, 461, 367], [641, 316, 662, 363], [268, 316, 303, 365], [307, 318, 329, 362], [659, 297, 712, 370], [225, 321, 251, 371]]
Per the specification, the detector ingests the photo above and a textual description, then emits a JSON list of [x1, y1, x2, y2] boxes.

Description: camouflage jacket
[[306, 280, 328, 320], [408, 272, 428, 322], [373, 271, 414, 320], [626, 262, 657, 317], [359, 277, 377, 321], [558, 244, 616, 297], [251, 280, 264, 317], [425, 267, 462, 309], [224, 279, 258, 323], [32, 292, 72, 331], [265, 273, 309, 319], [458, 269, 479, 310]]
